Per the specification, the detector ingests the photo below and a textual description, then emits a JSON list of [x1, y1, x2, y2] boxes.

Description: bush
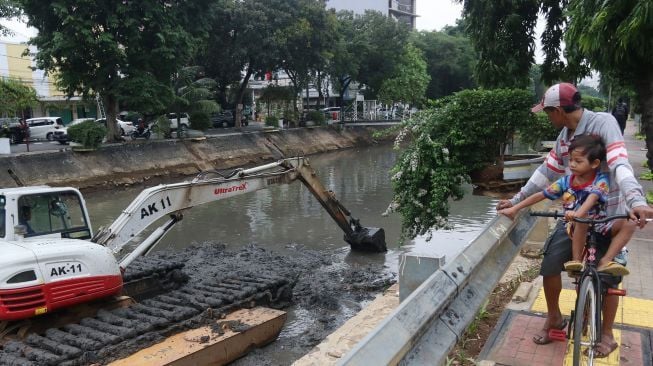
[[307, 110, 326, 125], [67, 120, 106, 149], [265, 115, 279, 127], [389, 88, 536, 239], [582, 96, 606, 112], [189, 111, 211, 131], [519, 112, 560, 149], [151, 115, 172, 138]]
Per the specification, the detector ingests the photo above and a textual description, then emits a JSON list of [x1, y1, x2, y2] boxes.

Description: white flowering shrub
[[388, 89, 536, 240]]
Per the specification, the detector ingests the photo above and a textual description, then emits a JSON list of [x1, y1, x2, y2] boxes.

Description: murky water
[[84, 144, 499, 271]]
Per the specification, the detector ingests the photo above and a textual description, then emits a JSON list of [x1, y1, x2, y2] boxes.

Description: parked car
[[2, 119, 29, 144], [211, 110, 248, 128], [167, 113, 190, 130], [52, 118, 95, 145], [95, 118, 136, 136], [25, 117, 64, 141]]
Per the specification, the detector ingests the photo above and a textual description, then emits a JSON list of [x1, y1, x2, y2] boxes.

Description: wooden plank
[[109, 307, 286, 366]]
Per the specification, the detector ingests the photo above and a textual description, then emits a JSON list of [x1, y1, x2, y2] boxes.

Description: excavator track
[[0, 273, 293, 365], [121, 256, 188, 299]]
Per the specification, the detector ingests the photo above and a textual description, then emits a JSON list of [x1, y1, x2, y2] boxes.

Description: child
[[499, 134, 634, 276]]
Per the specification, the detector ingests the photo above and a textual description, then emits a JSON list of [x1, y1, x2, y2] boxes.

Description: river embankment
[[0, 126, 393, 189]]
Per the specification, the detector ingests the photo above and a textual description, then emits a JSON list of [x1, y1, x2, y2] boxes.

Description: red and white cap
[[531, 82, 579, 112]]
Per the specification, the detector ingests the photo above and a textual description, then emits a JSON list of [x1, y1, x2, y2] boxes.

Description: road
[[7, 123, 268, 154]]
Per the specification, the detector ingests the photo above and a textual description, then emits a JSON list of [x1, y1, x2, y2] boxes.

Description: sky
[[416, 0, 463, 32]]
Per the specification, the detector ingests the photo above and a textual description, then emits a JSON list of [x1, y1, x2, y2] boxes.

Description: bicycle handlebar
[[529, 210, 631, 224]]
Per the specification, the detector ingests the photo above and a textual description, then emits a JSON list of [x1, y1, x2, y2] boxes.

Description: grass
[[647, 191, 653, 205], [635, 132, 646, 140], [643, 160, 649, 168]]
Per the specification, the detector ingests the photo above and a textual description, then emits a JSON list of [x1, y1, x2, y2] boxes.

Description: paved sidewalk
[[480, 120, 653, 366]]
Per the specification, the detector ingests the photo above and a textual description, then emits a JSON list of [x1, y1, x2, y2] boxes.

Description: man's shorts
[[540, 220, 624, 287]]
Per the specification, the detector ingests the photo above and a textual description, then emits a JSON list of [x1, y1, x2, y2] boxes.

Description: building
[[327, 0, 418, 29], [0, 41, 96, 124]]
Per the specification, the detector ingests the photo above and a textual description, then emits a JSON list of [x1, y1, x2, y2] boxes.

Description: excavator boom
[[92, 157, 386, 267]]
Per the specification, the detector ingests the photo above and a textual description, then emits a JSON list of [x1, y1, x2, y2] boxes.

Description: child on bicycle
[[499, 134, 634, 276]]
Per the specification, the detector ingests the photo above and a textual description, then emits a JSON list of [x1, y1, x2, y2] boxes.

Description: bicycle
[[530, 211, 631, 366]]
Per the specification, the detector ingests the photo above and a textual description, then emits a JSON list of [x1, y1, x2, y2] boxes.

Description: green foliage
[[378, 43, 430, 106], [307, 110, 326, 125], [647, 191, 653, 205], [640, 170, 653, 181], [411, 29, 477, 100], [519, 112, 560, 149], [329, 10, 410, 100], [460, 0, 539, 88], [581, 96, 606, 112], [389, 88, 536, 238], [265, 115, 279, 127], [151, 115, 172, 138], [189, 111, 211, 131], [0, 78, 38, 116], [20, 0, 212, 141], [67, 120, 106, 149]]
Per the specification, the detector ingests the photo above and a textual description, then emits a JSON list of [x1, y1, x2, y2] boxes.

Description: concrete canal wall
[[0, 126, 392, 190]]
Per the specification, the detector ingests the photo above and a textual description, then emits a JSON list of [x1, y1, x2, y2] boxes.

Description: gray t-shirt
[[510, 109, 646, 214]]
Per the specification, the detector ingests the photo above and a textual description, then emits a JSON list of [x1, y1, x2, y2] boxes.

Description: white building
[[326, 0, 418, 29]]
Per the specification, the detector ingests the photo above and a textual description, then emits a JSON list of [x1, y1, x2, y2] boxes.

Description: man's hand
[[498, 207, 517, 220], [496, 200, 513, 210], [630, 205, 653, 228]]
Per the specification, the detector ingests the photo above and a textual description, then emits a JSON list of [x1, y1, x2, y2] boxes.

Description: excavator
[[0, 157, 386, 323]]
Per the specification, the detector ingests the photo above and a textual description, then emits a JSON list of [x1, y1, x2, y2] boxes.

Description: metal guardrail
[[338, 208, 543, 366]]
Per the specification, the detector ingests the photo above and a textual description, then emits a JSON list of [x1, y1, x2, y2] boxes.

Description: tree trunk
[[105, 94, 120, 142], [316, 70, 323, 110], [634, 76, 653, 170], [235, 67, 254, 129]]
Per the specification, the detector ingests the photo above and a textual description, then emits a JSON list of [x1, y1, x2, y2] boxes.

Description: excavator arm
[[92, 157, 386, 269]]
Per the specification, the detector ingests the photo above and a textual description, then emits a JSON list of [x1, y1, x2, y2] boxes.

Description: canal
[[86, 144, 498, 268]]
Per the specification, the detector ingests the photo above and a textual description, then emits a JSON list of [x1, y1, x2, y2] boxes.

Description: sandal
[[597, 261, 630, 276], [532, 318, 568, 345], [592, 341, 618, 358]]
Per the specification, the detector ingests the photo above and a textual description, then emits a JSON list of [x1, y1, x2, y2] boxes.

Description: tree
[[0, 0, 20, 36], [565, 1, 653, 168], [329, 10, 410, 115], [172, 66, 219, 133], [0, 78, 38, 118], [378, 43, 430, 107], [276, 0, 336, 119], [458, 0, 539, 88], [19, 0, 213, 141], [411, 29, 476, 100]]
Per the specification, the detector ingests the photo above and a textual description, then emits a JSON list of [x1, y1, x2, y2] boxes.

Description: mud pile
[[0, 242, 395, 365]]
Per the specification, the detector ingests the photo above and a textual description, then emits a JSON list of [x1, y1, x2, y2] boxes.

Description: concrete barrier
[[0, 126, 390, 189], [338, 206, 546, 366]]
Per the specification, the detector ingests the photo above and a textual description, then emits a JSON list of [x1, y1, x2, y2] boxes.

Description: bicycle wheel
[[573, 276, 599, 365]]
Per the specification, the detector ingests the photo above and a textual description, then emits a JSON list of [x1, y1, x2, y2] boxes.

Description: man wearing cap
[[497, 82, 653, 357]]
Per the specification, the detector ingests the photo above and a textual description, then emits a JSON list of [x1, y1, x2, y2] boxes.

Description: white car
[[167, 113, 189, 130], [25, 117, 64, 141], [95, 118, 136, 136]]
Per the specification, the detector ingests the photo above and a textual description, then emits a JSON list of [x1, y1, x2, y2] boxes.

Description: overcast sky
[[416, 0, 463, 31]]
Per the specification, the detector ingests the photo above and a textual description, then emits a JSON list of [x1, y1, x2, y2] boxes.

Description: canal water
[[85, 144, 499, 273]]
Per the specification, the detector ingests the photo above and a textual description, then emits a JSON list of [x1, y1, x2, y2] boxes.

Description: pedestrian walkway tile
[[531, 288, 653, 329], [479, 310, 651, 366]]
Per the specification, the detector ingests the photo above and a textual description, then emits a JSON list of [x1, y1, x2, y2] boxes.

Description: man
[[497, 82, 653, 357], [611, 98, 629, 134]]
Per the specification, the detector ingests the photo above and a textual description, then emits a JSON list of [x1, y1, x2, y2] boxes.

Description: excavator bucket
[[345, 226, 387, 252]]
